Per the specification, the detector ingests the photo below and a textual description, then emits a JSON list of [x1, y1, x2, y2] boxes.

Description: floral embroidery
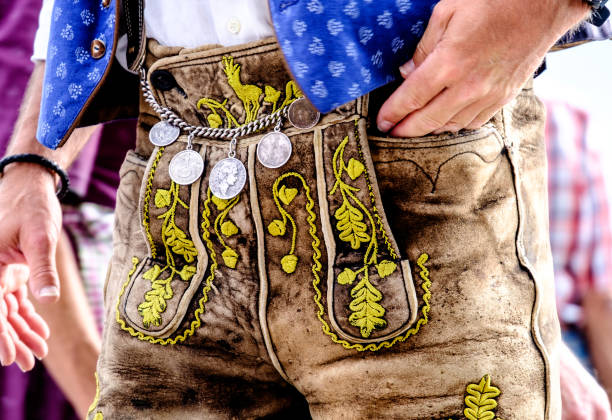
[[268, 173, 309, 274], [115, 188, 219, 345], [196, 56, 302, 128], [210, 194, 241, 269], [450, 374, 503, 420], [137, 182, 198, 328], [329, 135, 399, 338]]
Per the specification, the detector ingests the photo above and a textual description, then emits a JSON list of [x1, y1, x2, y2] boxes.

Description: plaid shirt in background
[[546, 101, 612, 328]]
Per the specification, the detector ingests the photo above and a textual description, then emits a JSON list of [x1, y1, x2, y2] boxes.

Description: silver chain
[[140, 69, 287, 141]]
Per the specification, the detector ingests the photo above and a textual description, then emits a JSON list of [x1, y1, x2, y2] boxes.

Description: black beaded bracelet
[[0, 154, 70, 200]]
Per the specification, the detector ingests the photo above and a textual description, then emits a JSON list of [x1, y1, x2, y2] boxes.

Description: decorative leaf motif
[[281, 254, 298, 274], [464, 374, 501, 420], [337, 267, 357, 285], [143, 265, 162, 281], [268, 219, 286, 236], [154, 188, 171, 208], [376, 260, 397, 278], [334, 201, 370, 249], [138, 277, 173, 328], [346, 158, 365, 180], [212, 195, 229, 210], [222, 248, 239, 268], [165, 224, 198, 263], [207, 113, 223, 128], [279, 185, 298, 206], [177, 265, 197, 281], [348, 277, 387, 338], [220, 220, 239, 237]]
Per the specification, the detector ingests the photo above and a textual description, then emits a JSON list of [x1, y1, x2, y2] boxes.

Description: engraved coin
[[149, 120, 180, 146], [168, 149, 204, 185], [209, 157, 247, 200], [288, 97, 320, 129], [257, 131, 292, 169]]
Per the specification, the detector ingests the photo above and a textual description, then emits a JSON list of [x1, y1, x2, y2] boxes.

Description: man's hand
[[560, 341, 612, 419], [0, 264, 50, 370], [0, 164, 63, 302], [377, 0, 589, 137]]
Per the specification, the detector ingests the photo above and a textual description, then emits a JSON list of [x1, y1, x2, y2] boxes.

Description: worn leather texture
[[91, 39, 560, 419]]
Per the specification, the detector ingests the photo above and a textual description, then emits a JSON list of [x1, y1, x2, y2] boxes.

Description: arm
[[377, 0, 590, 136], [0, 61, 92, 369]]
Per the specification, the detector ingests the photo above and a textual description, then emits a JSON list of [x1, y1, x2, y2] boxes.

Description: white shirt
[[32, 0, 274, 61]]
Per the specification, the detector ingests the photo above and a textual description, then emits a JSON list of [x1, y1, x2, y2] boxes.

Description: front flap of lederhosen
[[119, 38, 421, 345]]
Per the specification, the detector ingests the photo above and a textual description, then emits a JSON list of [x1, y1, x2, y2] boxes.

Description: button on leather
[[227, 17, 241, 34], [91, 39, 106, 59], [101, 0, 111, 7]]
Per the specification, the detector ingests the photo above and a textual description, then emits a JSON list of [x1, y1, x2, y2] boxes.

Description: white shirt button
[[227, 17, 241, 35]]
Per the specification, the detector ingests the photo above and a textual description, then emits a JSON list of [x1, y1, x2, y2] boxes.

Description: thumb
[[21, 226, 60, 303]]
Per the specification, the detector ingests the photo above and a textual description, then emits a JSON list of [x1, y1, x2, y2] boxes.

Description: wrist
[[2, 162, 59, 191]]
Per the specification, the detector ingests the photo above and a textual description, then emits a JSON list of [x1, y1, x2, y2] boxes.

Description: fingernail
[[378, 120, 394, 133], [38, 286, 59, 298], [399, 60, 415, 78]]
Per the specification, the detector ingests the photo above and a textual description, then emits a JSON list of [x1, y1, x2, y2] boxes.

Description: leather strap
[[123, 0, 146, 71]]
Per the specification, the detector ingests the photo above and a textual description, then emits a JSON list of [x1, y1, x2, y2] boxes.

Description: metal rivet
[[101, 0, 111, 7], [91, 39, 106, 59]]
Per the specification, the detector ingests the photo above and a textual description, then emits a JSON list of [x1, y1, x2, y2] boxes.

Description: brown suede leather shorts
[[89, 38, 562, 419]]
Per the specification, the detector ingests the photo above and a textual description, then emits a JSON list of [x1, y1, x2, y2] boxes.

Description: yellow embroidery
[[94, 413, 103, 420], [211, 194, 241, 268], [138, 182, 197, 328], [314, 253, 432, 351], [268, 174, 302, 274], [87, 372, 101, 417], [197, 56, 302, 128], [464, 374, 502, 420], [353, 120, 398, 262], [330, 135, 399, 337], [223, 56, 262, 122], [115, 189, 219, 345], [143, 148, 164, 259]]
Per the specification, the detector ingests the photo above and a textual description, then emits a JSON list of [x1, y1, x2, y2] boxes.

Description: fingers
[[21, 227, 60, 302], [6, 294, 48, 359], [17, 292, 50, 340], [377, 51, 447, 133], [0, 316, 16, 366], [377, 2, 455, 133], [7, 321, 35, 371], [389, 85, 480, 137]]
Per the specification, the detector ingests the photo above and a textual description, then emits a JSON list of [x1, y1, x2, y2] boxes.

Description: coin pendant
[[209, 157, 247, 200], [168, 150, 204, 185], [257, 131, 292, 169], [288, 97, 320, 129], [149, 120, 180, 146]]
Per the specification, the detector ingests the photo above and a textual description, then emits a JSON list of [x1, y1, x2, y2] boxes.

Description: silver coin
[[209, 157, 247, 200], [257, 131, 292, 169], [288, 97, 320, 129], [149, 120, 180, 146], [168, 150, 204, 185]]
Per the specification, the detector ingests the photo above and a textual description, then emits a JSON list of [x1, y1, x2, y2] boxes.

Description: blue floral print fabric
[[269, 0, 439, 113], [37, 0, 116, 149]]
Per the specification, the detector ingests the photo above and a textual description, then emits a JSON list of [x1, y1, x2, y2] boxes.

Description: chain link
[[140, 69, 287, 141]]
